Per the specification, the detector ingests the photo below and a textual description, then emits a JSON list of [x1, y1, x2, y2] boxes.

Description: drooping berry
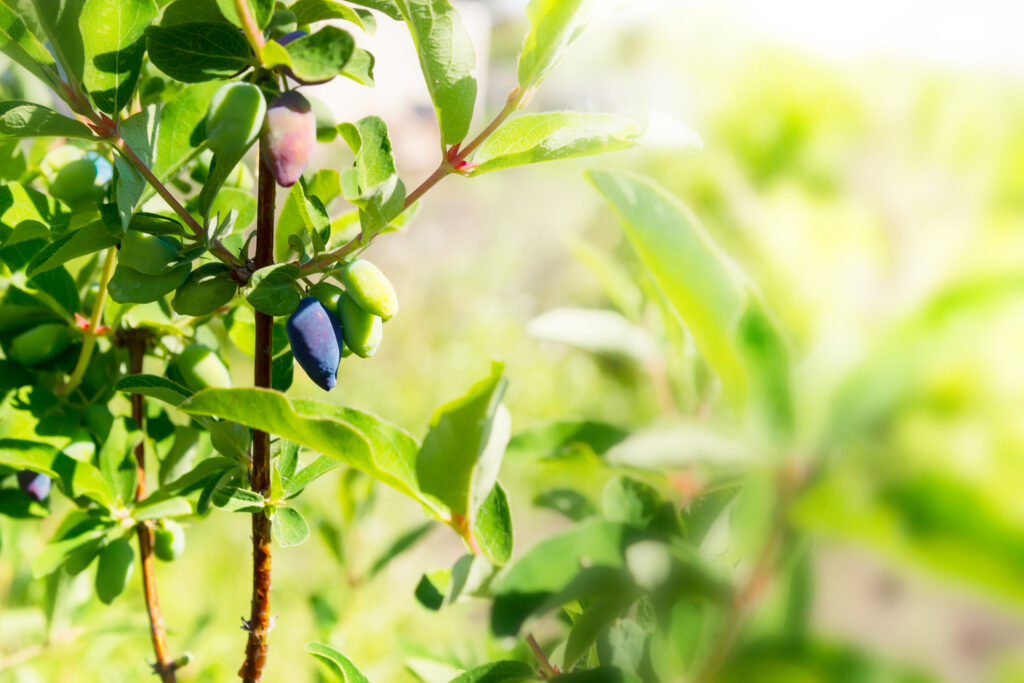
[[286, 297, 342, 390]]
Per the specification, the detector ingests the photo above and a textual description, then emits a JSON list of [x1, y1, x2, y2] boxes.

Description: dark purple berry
[[286, 297, 342, 391], [18, 470, 51, 502]]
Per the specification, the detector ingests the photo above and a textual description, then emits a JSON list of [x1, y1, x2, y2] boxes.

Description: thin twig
[[525, 633, 559, 678], [297, 89, 523, 277], [128, 334, 177, 683], [59, 246, 116, 395], [238, 152, 277, 683]]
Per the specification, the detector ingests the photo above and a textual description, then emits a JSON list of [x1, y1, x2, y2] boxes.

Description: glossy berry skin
[[18, 470, 51, 502], [287, 297, 342, 391], [261, 91, 316, 187], [274, 30, 307, 46], [206, 82, 267, 155], [337, 291, 382, 358]]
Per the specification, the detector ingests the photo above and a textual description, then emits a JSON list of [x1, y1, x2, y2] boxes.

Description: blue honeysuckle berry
[[286, 297, 343, 391], [18, 470, 51, 502]]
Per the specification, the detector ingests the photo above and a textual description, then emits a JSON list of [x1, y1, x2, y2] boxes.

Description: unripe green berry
[[337, 291, 382, 358], [154, 520, 185, 562], [341, 259, 398, 321], [206, 82, 267, 155]]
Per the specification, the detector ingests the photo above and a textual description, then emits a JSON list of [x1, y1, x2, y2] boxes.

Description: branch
[[238, 152, 277, 683], [296, 89, 523, 277], [127, 333, 177, 683]]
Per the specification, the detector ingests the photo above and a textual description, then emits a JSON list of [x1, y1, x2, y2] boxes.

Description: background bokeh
[[2, 1, 1024, 681]]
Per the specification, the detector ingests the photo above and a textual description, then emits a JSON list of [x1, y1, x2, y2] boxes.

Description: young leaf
[[337, 116, 405, 239], [275, 183, 329, 263], [0, 101, 95, 139], [305, 642, 371, 683], [448, 661, 536, 683], [472, 481, 513, 566], [393, 0, 476, 146], [80, 0, 157, 114], [145, 22, 252, 82], [588, 171, 793, 440], [0, 2, 61, 88], [281, 25, 355, 84], [273, 506, 311, 546], [415, 361, 509, 522], [95, 537, 135, 604], [212, 485, 265, 512], [563, 594, 635, 671], [245, 263, 302, 316], [517, 0, 602, 93], [467, 112, 697, 175]]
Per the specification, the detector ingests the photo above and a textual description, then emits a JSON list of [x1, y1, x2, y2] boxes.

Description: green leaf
[[339, 46, 374, 85], [95, 537, 134, 604], [114, 106, 157, 227], [97, 417, 140, 504], [27, 219, 119, 276], [0, 101, 95, 139], [273, 506, 310, 546], [212, 484, 264, 512], [216, 0, 272, 28], [0, 438, 113, 508], [32, 0, 86, 85], [0, 489, 49, 518], [179, 389, 437, 513], [517, 0, 601, 93], [283, 454, 338, 494], [153, 81, 221, 180], [275, 182, 328, 263], [416, 361, 508, 522], [393, 0, 476, 146], [0, 2, 61, 88], [114, 374, 192, 407], [344, 0, 400, 20], [80, 0, 157, 114], [337, 116, 405, 239], [289, 0, 373, 31], [448, 661, 536, 683], [145, 22, 252, 82], [305, 642, 371, 683], [491, 520, 632, 636], [108, 262, 190, 304], [468, 112, 699, 175], [132, 492, 192, 520], [245, 263, 301, 316], [588, 171, 793, 440], [282, 25, 355, 84], [209, 186, 257, 231], [198, 144, 250, 220], [473, 481, 513, 566]]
